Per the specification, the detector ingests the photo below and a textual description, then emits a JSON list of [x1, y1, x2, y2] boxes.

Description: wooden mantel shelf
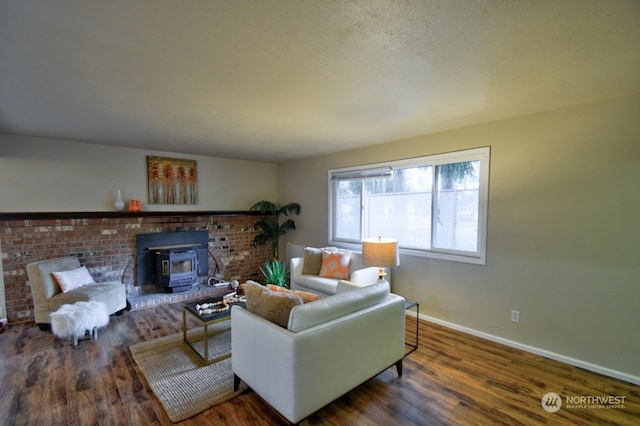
[[0, 210, 261, 221]]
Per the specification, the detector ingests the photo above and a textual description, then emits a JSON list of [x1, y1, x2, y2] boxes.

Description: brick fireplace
[[0, 211, 271, 323]]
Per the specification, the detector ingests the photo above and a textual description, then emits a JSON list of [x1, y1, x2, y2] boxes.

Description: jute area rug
[[130, 321, 247, 423]]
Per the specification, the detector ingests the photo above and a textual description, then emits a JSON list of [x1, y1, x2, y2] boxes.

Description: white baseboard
[[405, 311, 640, 386]]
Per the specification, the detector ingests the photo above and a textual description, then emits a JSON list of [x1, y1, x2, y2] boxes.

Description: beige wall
[[278, 93, 640, 380], [0, 135, 277, 212]]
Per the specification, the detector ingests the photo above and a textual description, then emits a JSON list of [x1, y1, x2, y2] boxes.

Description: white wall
[[277, 93, 640, 381], [0, 135, 277, 212]]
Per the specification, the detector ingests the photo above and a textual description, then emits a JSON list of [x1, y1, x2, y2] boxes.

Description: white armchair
[[27, 257, 127, 330]]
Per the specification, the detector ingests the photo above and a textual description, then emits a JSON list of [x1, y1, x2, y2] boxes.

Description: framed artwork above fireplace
[[147, 156, 198, 205]]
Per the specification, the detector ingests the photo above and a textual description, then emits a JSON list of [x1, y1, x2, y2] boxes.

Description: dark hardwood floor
[[1, 304, 638, 425]]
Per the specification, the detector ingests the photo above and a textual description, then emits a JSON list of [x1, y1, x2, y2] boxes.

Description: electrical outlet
[[511, 310, 520, 323]]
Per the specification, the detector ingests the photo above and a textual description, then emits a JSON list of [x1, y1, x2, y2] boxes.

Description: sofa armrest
[[349, 266, 380, 285], [231, 306, 298, 417], [290, 257, 304, 280]]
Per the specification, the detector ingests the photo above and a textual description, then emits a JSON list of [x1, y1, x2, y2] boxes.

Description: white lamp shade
[[362, 237, 399, 267]]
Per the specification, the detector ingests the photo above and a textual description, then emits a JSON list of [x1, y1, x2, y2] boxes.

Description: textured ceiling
[[1, 0, 639, 162]]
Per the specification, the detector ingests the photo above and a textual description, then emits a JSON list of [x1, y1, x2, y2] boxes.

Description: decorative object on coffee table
[[183, 296, 246, 365], [230, 279, 239, 291], [236, 282, 246, 296]]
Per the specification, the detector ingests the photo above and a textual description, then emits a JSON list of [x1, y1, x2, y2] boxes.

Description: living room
[[1, 1, 639, 424]]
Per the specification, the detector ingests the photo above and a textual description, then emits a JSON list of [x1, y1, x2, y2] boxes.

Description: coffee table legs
[[183, 308, 231, 365]]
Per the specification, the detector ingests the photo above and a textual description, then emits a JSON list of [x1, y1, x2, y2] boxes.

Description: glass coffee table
[[182, 296, 246, 365]]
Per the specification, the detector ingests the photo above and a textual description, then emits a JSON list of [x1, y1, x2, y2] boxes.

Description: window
[[329, 147, 490, 264]]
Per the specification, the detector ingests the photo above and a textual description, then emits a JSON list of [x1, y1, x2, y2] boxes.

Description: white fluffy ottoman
[[50, 301, 110, 345]]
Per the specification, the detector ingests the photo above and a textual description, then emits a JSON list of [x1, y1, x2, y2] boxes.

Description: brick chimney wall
[[0, 213, 271, 323]]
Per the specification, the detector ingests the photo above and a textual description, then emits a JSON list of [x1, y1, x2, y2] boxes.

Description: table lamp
[[362, 237, 399, 283]]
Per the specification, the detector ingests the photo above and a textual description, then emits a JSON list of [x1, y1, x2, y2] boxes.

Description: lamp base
[[377, 268, 387, 283]]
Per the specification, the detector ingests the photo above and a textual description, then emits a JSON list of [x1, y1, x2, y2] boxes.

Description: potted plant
[[250, 200, 301, 259], [260, 259, 288, 288]]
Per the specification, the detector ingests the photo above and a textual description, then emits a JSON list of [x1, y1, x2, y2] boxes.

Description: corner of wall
[[0, 238, 7, 324]]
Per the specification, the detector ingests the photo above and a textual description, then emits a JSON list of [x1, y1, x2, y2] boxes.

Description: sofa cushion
[[318, 250, 351, 279], [267, 285, 322, 303], [244, 281, 303, 327], [52, 266, 95, 292], [302, 247, 323, 275], [47, 281, 126, 315], [287, 281, 390, 332]]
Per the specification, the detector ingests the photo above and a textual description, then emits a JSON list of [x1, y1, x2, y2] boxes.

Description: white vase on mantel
[[115, 190, 125, 211]]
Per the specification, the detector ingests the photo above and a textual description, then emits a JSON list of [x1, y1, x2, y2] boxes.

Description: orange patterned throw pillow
[[267, 285, 322, 303], [318, 250, 351, 279]]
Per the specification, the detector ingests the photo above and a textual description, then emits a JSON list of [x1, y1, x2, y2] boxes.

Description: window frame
[[328, 146, 490, 265]]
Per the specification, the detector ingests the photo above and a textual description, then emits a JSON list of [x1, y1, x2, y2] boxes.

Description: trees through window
[[329, 147, 490, 264]]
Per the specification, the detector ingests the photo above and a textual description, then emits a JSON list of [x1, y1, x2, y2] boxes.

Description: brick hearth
[[126, 283, 231, 311], [0, 212, 271, 323]]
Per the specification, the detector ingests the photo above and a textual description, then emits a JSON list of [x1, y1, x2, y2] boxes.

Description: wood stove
[[153, 244, 199, 293], [135, 230, 209, 293]]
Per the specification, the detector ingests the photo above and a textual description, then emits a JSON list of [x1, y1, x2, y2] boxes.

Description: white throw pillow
[[52, 266, 95, 292]]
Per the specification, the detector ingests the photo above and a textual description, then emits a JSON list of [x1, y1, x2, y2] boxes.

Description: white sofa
[[231, 281, 405, 424], [290, 251, 381, 296]]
